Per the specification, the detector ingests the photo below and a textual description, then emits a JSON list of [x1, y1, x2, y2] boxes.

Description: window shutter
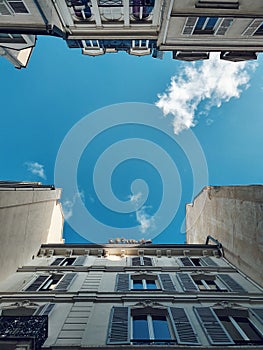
[[194, 307, 234, 345], [107, 306, 130, 344], [55, 273, 77, 291], [143, 257, 152, 266], [0, 1, 12, 15], [200, 257, 218, 266], [215, 18, 233, 35], [170, 307, 200, 345], [217, 274, 246, 292], [159, 274, 176, 291], [40, 303, 55, 316], [177, 273, 199, 291], [182, 17, 198, 35], [50, 257, 64, 266], [179, 257, 194, 266], [73, 255, 87, 266], [243, 19, 263, 36], [132, 257, 140, 266], [116, 273, 130, 291], [26, 275, 49, 291], [250, 308, 263, 323]]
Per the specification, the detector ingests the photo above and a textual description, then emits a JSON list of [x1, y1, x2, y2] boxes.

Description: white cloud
[[62, 191, 85, 220], [136, 206, 155, 234], [128, 192, 142, 204], [156, 52, 256, 134], [25, 161, 46, 179]]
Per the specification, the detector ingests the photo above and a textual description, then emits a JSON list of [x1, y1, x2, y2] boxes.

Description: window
[[195, 1, 239, 9], [51, 256, 86, 266], [194, 16, 218, 34], [177, 273, 245, 292], [132, 256, 152, 266], [0, 33, 25, 43], [6, 0, 29, 14], [25, 273, 76, 291], [107, 306, 199, 345], [132, 309, 172, 344], [195, 307, 263, 345], [115, 273, 176, 291], [179, 256, 218, 267], [182, 17, 232, 36], [254, 23, 263, 36]]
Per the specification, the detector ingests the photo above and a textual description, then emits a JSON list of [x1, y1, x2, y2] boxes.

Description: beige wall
[[0, 187, 63, 281], [186, 185, 263, 287]]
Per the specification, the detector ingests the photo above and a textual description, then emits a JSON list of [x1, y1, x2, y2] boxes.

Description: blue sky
[[1, 36, 263, 244]]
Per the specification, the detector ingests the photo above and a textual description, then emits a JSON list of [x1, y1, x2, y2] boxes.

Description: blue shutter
[[55, 273, 77, 291], [26, 275, 49, 291], [143, 257, 152, 266], [177, 273, 199, 291], [73, 256, 87, 266], [116, 274, 130, 291], [170, 307, 200, 345], [200, 257, 218, 266], [179, 257, 194, 266], [194, 307, 234, 345], [107, 307, 130, 344], [159, 274, 176, 291], [217, 274, 246, 292]]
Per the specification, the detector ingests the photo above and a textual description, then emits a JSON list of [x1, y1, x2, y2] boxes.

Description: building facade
[[1, 0, 263, 67], [0, 181, 64, 282], [186, 185, 263, 288], [0, 242, 263, 349]]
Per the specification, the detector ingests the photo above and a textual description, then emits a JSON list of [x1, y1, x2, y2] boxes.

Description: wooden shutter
[[132, 257, 140, 266], [116, 273, 130, 291], [143, 257, 152, 266], [243, 19, 263, 36], [217, 274, 246, 292], [182, 17, 198, 35], [200, 257, 218, 266], [177, 273, 199, 291], [50, 257, 64, 266], [179, 257, 194, 266], [107, 307, 130, 344], [55, 273, 77, 291], [170, 307, 200, 345], [215, 18, 233, 35], [26, 275, 49, 291], [0, 1, 12, 15], [194, 307, 234, 345], [250, 308, 263, 323], [159, 274, 176, 291], [73, 256, 87, 266]]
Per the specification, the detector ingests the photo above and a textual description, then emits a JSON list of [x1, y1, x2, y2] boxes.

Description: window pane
[[195, 17, 207, 30], [133, 280, 143, 289], [234, 317, 263, 342], [152, 315, 171, 340], [133, 315, 149, 339], [146, 280, 157, 290], [220, 316, 243, 342], [206, 17, 218, 30]]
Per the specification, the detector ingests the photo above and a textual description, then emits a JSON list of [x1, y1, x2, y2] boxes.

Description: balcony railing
[[0, 316, 48, 350]]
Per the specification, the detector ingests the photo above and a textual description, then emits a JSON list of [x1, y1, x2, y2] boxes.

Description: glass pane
[[152, 315, 171, 340], [146, 280, 157, 289], [234, 317, 263, 342], [195, 17, 207, 30], [133, 280, 143, 289], [206, 17, 218, 30], [133, 315, 149, 339]]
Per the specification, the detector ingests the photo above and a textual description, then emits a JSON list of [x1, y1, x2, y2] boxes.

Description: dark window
[[132, 257, 152, 266], [254, 23, 263, 35], [7, 1, 29, 13]]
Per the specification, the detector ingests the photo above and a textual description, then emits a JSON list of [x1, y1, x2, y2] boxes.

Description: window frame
[[131, 256, 153, 266]]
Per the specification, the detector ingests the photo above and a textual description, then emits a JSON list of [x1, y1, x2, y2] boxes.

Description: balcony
[[0, 316, 48, 350]]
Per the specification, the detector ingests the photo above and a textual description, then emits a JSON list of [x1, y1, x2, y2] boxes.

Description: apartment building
[[0, 242, 262, 349]]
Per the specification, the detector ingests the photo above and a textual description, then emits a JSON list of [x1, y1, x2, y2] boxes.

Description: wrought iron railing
[[0, 316, 48, 350]]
